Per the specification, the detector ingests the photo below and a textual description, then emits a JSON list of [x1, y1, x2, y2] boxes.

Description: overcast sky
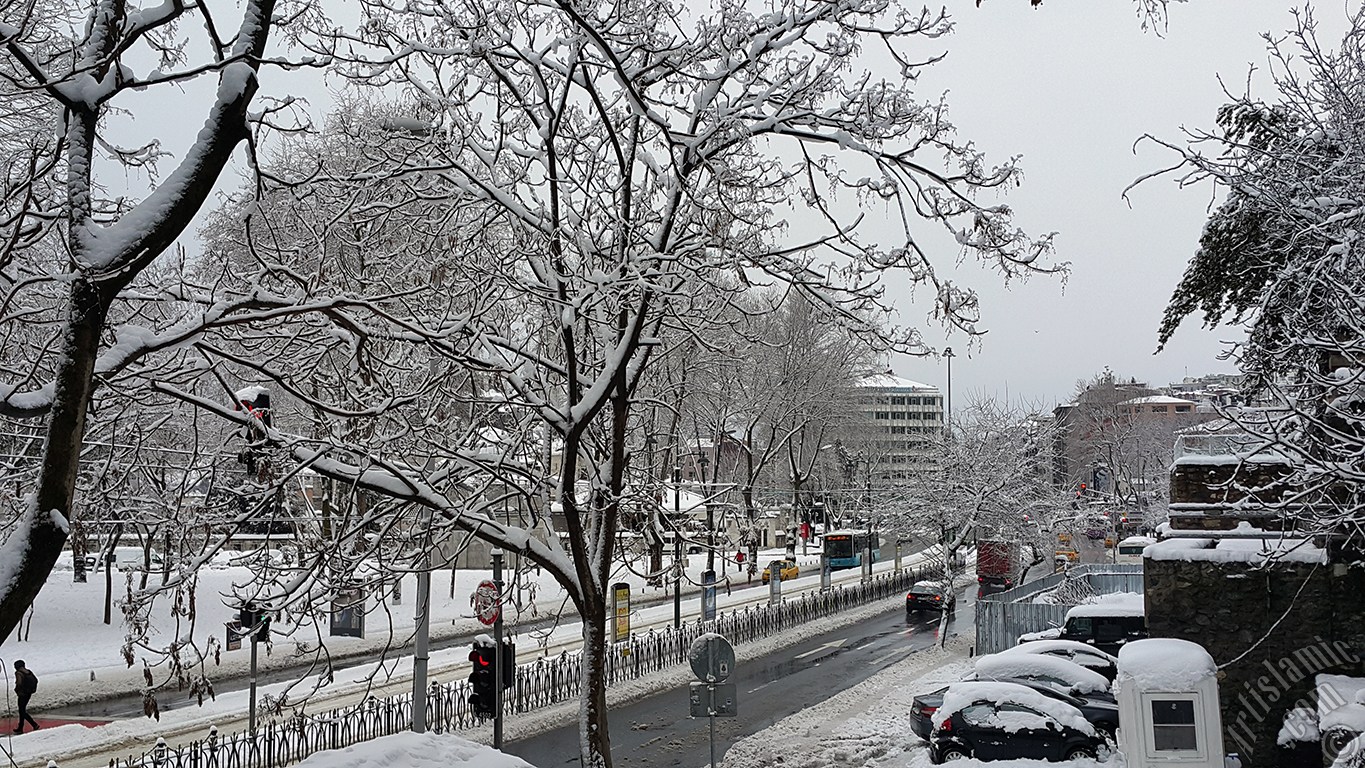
[[884, 1, 1350, 408]]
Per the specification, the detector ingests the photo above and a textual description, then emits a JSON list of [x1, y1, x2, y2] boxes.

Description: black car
[[907, 581, 957, 613], [929, 688, 1105, 764], [911, 679, 1118, 741]]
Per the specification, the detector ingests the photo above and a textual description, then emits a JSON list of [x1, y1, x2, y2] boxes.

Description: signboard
[[689, 633, 735, 682], [820, 555, 832, 592], [472, 579, 500, 626], [330, 589, 365, 638], [225, 620, 242, 651], [701, 569, 717, 622], [894, 540, 903, 572], [612, 582, 631, 642], [768, 564, 781, 606], [689, 682, 738, 717]]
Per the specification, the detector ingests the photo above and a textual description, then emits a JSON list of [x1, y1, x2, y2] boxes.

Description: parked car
[[85, 546, 163, 572], [911, 668, 1119, 740], [927, 681, 1105, 763], [997, 639, 1120, 682], [761, 559, 799, 584], [1018, 595, 1148, 656], [906, 581, 957, 613], [972, 653, 1111, 697]]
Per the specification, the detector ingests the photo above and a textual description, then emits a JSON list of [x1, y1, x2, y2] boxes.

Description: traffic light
[[239, 604, 270, 643], [501, 638, 516, 690], [468, 643, 496, 718], [234, 389, 272, 478]]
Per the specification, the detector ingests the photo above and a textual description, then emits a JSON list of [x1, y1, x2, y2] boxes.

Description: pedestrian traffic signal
[[469, 643, 496, 718]]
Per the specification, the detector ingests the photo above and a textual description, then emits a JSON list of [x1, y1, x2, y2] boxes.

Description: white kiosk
[[1117, 638, 1230, 768]]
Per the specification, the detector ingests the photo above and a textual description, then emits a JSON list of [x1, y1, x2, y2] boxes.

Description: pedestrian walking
[[12, 660, 37, 733]]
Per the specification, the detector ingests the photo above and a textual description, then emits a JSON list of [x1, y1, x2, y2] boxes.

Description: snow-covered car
[[911, 677, 1118, 742], [972, 652, 1112, 698], [85, 547, 164, 572], [906, 581, 956, 613], [927, 681, 1104, 763], [998, 639, 1120, 681]]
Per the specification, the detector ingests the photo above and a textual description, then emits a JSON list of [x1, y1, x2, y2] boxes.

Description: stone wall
[[1145, 557, 1365, 767]]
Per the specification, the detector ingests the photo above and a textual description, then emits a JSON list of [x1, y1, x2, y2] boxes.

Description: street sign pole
[[492, 548, 505, 749], [688, 633, 738, 768]]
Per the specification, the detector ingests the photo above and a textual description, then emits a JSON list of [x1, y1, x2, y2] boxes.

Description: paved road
[[506, 592, 975, 768]]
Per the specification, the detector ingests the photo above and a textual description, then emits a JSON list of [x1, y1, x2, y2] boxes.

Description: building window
[[1151, 699, 1198, 751], [891, 412, 905, 420], [875, 411, 889, 420], [1152, 405, 1168, 413], [891, 396, 905, 405], [1175, 405, 1191, 413], [891, 426, 906, 434]]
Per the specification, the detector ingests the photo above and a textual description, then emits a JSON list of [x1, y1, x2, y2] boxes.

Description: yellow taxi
[[1057, 532, 1072, 544], [1055, 548, 1080, 563], [761, 558, 799, 584]]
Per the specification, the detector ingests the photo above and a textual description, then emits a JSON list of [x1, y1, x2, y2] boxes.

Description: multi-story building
[[851, 370, 944, 481]]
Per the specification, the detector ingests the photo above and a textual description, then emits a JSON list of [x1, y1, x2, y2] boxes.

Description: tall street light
[[944, 347, 955, 437]]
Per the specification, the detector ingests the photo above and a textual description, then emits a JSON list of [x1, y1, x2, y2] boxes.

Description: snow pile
[[293, 731, 533, 768], [1278, 707, 1320, 746], [934, 681, 1096, 736], [1145, 523, 1326, 565], [1319, 674, 1365, 734], [1066, 592, 1145, 619], [1116, 638, 1216, 692], [973, 653, 1110, 695]]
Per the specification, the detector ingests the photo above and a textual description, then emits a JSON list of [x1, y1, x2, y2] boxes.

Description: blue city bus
[[823, 529, 881, 570]]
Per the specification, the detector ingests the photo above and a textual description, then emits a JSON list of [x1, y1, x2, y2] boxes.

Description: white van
[[1115, 536, 1156, 565], [85, 547, 163, 572]]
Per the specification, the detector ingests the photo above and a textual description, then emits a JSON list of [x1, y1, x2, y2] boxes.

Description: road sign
[[701, 569, 717, 622], [472, 579, 500, 626], [689, 632, 735, 683], [612, 582, 631, 642], [689, 681, 738, 717]]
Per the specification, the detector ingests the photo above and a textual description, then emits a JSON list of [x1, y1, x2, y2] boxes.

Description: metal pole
[[492, 548, 505, 749], [709, 686, 717, 768], [945, 347, 954, 436], [674, 467, 682, 628], [248, 634, 258, 732], [411, 565, 431, 732]]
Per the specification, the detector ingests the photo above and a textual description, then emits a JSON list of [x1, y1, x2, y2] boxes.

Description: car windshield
[[911, 583, 943, 595]]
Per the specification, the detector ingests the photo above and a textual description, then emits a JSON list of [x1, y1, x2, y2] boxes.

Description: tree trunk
[[0, 278, 110, 641], [578, 596, 614, 768]]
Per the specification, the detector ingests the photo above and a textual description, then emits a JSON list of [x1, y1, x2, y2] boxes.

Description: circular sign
[[688, 632, 735, 683], [471, 579, 500, 625]]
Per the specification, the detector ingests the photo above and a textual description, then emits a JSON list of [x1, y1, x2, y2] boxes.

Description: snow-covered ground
[[4, 545, 947, 768], [22, 544, 856, 709]]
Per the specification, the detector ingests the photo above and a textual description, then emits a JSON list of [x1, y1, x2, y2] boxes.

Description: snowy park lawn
[[720, 636, 1115, 768]]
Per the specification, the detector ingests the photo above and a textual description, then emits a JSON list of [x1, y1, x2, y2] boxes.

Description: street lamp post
[[673, 465, 682, 628], [698, 453, 713, 572], [944, 346, 955, 436]]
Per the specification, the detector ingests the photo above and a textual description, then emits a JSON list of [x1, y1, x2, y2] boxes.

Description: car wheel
[[940, 747, 970, 762], [1064, 746, 1096, 761]]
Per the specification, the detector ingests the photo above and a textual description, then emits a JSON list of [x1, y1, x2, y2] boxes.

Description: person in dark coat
[[13, 660, 37, 733]]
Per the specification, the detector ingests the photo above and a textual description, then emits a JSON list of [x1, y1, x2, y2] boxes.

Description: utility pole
[[411, 512, 432, 732], [492, 548, 505, 749], [673, 466, 682, 628]]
